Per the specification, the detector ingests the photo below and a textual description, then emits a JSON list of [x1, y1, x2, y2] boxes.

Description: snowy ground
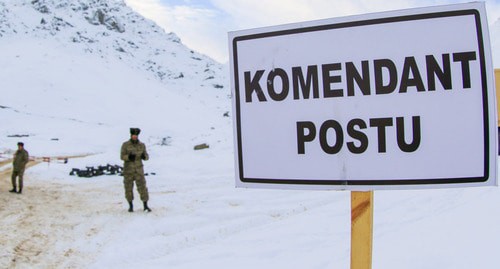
[[1, 143, 500, 268]]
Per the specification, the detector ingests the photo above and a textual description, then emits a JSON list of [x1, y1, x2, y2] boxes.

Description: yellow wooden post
[[350, 191, 374, 269], [494, 69, 500, 126]]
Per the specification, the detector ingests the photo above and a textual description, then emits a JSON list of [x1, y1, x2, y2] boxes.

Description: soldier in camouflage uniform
[[120, 128, 151, 212], [10, 142, 29, 194]]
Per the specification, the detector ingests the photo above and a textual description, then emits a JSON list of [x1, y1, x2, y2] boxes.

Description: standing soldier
[[120, 128, 152, 212], [10, 142, 29, 194]]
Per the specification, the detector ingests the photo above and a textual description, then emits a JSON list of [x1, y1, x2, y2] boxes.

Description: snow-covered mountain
[[0, 0, 231, 156], [1, 0, 225, 83]]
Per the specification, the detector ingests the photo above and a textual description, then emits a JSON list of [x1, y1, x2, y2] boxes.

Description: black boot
[[143, 201, 152, 212], [9, 187, 17, 193], [128, 201, 133, 212], [17, 188, 22, 194]]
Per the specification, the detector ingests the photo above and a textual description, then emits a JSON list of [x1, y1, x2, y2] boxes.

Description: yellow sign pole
[[350, 191, 374, 269], [494, 69, 500, 126]]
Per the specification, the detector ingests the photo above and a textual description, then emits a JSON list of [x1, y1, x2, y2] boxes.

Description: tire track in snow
[[102, 177, 344, 267]]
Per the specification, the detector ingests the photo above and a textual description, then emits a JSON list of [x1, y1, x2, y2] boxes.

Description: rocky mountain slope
[[0, 0, 225, 84], [0, 0, 231, 157]]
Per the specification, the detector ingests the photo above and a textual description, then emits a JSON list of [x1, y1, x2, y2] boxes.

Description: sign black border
[[231, 9, 490, 186]]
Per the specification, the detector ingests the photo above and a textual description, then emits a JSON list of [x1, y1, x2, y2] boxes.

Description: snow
[[1, 0, 500, 268]]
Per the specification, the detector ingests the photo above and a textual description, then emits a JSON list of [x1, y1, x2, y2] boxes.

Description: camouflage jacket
[[120, 139, 149, 175], [13, 149, 29, 172]]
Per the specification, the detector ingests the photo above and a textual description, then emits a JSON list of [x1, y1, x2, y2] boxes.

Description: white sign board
[[229, 3, 497, 190]]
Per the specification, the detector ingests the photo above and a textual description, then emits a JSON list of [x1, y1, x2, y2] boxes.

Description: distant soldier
[[120, 128, 151, 212], [10, 142, 29, 194]]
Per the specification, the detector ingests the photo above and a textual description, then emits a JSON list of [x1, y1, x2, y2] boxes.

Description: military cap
[[130, 128, 141, 135]]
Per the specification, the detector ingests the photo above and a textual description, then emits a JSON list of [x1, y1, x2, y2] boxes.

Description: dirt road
[[0, 158, 125, 268]]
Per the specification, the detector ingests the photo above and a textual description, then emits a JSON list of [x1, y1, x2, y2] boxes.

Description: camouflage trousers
[[123, 173, 149, 202], [11, 170, 24, 190]]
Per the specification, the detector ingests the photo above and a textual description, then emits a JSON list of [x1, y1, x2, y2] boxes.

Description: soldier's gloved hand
[[128, 154, 136, 161], [141, 153, 146, 160]]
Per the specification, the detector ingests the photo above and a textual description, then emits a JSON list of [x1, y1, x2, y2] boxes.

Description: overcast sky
[[124, 0, 500, 63]]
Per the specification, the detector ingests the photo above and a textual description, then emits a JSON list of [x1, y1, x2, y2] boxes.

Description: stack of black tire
[[69, 164, 123, 178]]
